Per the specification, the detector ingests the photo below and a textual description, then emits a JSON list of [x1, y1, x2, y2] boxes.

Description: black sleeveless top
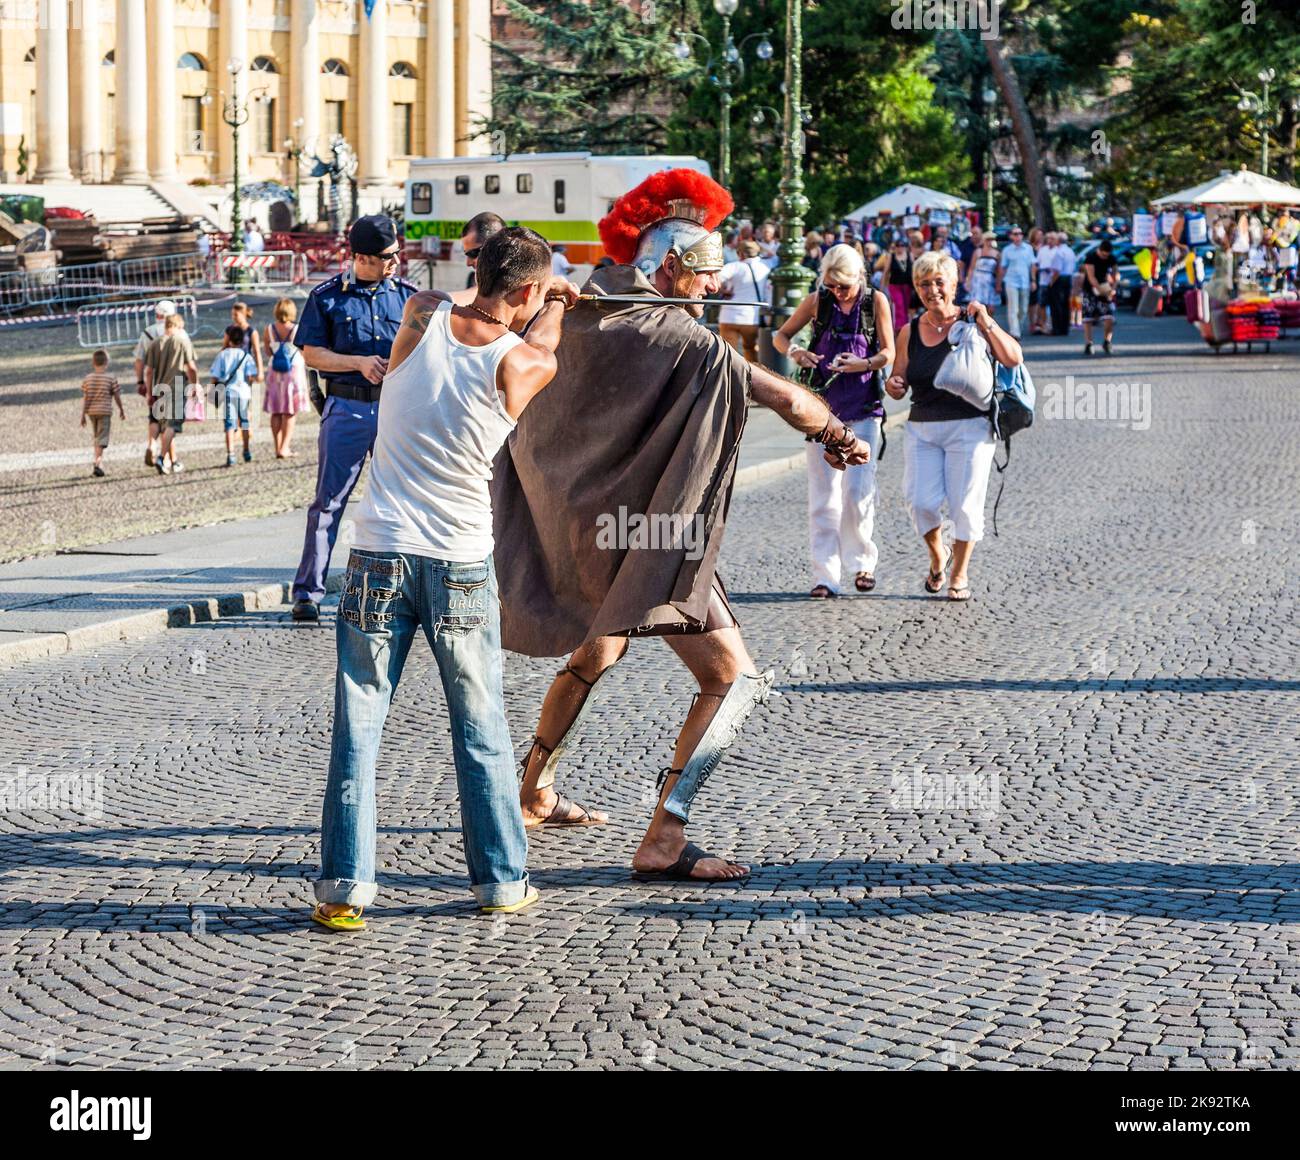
[[906, 318, 990, 423]]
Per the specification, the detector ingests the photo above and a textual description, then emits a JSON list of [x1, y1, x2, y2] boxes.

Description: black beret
[[348, 215, 399, 256]]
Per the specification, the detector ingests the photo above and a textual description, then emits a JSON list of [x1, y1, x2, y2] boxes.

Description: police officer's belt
[[326, 380, 383, 403]]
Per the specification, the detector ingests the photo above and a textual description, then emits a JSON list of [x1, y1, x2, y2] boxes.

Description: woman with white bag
[[885, 251, 1022, 601]]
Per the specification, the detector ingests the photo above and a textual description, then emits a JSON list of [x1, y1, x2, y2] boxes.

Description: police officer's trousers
[[293, 396, 379, 603]]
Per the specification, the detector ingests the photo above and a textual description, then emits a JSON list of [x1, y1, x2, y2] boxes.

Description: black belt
[[326, 380, 382, 403]]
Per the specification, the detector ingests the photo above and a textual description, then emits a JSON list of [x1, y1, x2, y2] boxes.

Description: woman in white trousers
[[885, 250, 1023, 601], [773, 245, 895, 596]]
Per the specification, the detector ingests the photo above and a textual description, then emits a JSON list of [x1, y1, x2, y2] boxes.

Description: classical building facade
[[0, 0, 493, 189]]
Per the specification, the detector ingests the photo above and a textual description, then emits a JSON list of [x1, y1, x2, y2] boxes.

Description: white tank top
[[352, 300, 523, 562]]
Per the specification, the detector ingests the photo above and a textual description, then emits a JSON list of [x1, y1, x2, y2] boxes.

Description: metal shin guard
[[533, 665, 613, 791], [663, 669, 775, 823]]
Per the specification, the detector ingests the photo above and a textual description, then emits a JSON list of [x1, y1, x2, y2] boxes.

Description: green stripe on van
[[406, 219, 601, 243]]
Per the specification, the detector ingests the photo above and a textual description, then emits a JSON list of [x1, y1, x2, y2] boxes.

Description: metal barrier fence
[[208, 250, 306, 288], [0, 249, 311, 323], [75, 296, 200, 349], [117, 252, 209, 295]]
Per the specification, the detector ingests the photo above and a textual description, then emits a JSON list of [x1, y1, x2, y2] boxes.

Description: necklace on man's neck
[[465, 301, 508, 328]]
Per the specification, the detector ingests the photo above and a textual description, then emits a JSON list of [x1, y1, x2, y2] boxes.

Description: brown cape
[[491, 264, 751, 657]]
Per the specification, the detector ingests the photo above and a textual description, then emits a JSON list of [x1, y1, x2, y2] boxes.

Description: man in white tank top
[[312, 227, 580, 930]]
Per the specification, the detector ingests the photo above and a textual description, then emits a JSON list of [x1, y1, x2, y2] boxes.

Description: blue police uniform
[[292, 269, 416, 603]]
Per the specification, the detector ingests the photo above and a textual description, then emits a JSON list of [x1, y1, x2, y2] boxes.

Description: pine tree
[[482, 0, 698, 156]]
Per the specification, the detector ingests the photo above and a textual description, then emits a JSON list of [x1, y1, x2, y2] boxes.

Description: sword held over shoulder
[[576, 293, 769, 308]]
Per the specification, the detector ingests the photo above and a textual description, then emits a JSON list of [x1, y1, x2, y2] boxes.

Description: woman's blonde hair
[[819, 243, 866, 292], [912, 250, 959, 288], [274, 297, 297, 323]]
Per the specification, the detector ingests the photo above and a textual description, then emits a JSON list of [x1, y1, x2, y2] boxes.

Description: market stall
[[1152, 167, 1300, 353], [845, 183, 976, 246]]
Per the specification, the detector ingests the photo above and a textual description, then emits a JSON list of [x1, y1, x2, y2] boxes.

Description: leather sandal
[[632, 841, 750, 883], [924, 549, 952, 594], [854, 571, 876, 592]]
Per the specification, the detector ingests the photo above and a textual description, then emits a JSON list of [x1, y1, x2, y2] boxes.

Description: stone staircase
[[0, 181, 181, 224]]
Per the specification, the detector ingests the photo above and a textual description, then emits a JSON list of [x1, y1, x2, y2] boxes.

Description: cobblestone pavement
[[0, 295, 321, 563], [0, 316, 1298, 1070]]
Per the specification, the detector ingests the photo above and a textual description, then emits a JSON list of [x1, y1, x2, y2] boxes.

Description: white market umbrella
[[1153, 166, 1300, 208], [846, 183, 976, 220]]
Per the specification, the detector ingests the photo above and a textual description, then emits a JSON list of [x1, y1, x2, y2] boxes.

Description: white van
[[404, 152, 712, 286]]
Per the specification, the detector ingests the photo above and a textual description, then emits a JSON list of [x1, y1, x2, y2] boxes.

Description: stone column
[[148, 0, 178, 180], [114, 0, 150, 183], [290, 0, 321, 154], [218, 0, 250, 185], [455, 0, 492, 156], [425, 0, 455, 156], [358, 0, 389, 185], [36, 0, 75, 180], [71, 0, 103, 182]]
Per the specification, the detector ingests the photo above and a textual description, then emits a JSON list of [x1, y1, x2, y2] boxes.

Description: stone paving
[[0, 315, 1298, 1070], [0, 294, 321, 563]]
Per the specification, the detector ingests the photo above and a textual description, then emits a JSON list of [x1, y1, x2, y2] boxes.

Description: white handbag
[[933, 320, 994, 410]]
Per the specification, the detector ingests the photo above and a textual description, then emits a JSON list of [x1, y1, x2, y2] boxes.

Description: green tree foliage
[[1103, 1, 1300, 207], [483, 0, 696, 155], [668, 0, 969, 226]]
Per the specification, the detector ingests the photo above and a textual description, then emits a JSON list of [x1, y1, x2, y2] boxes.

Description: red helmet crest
[[598, 168, 734, 265]]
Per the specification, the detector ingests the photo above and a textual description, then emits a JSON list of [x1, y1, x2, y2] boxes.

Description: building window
[[325, 100, 345, 139], [23, 47, 35, 63], [251, 56, 278, 74], [103, 50, 114, 66], [391, 103, 413, 157], [183, 96, 205, 152], [256, 97, 276, 154], [454, 175, 470, 195], [517, 174, 533, 194], [178, 53, 207, 71], [322, 58, 349, 76], [411, 182, 432, 215], [554, 179, 566, 214], [485, 175, 500, 194], [390, 61, 416, 78]]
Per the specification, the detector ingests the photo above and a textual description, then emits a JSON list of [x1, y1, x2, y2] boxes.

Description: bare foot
[[521, 786, 609, 827], [631, 829, 749, 880], [319, 902, 358, 918]]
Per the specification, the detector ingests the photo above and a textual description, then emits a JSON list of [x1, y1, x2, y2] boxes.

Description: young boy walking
[[80, 349, 126, 477], [211, 325, 260, 466]]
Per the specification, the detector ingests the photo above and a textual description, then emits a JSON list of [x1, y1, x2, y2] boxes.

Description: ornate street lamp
[[983, 85, 997, 231], [201, 57, 269, 281], [674, 0, 772, 192], [1236, 68, 1276, 175], [769, 0, 811, 362]]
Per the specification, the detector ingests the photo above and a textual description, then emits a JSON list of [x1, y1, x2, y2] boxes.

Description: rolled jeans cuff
[[471, 875, 530, 909], [313, 878, 378, 907]]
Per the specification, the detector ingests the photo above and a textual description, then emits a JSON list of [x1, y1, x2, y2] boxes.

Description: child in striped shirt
[[81, 349, 125, 478]]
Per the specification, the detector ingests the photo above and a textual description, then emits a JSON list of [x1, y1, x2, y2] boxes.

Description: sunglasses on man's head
[[464, 245, 482, 260]]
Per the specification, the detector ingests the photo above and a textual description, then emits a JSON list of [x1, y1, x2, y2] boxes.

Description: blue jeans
[[293, 396, 379, 603], [314, 549, 529, 909]]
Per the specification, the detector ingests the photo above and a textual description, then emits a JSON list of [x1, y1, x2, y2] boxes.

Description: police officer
[[290, 215, 416, 621]]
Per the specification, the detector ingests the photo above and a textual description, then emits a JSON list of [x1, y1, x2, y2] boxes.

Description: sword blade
[[576, 293, 769, 307]]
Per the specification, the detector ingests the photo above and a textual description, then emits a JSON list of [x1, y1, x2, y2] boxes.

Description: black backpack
[[801, 285, 887, 457]]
